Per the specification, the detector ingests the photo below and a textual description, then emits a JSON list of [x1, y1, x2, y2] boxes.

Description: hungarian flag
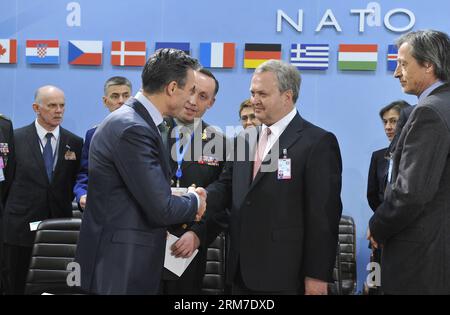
[[155, 42, 190, 55], [387, 45, 398, 71], [244, 43, 281, 69], [26, 40, 60, 64], [338, 44, 378, 71], [111, 41, 146, 66], [69, 40, 103, 65], [0, 39, 17, 64], [199, 42, 235, 68]]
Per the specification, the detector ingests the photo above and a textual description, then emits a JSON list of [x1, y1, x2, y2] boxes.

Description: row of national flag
[[0, 39, 399, 71]]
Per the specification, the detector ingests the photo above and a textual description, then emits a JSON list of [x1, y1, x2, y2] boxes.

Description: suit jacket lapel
[[53, 128, 68, 178], [166, 118, 177, 171], [243, 126, 259, 189], [25, 123, 49, 184], [128, 99, 171, 178], [232, 126, 258, 208], [248, 113, 304, 190]]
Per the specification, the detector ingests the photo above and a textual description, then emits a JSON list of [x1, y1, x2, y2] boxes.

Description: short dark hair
[[103, 76, 132, 96], [198, 68, 219, 96], [379, 100, 411, 119], [397, 29, 450, 82], [239, 99, 253, 117], [141, 48, 200, 94]]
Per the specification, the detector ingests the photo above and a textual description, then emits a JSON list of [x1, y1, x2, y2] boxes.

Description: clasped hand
[[188, 186, 207, 221]]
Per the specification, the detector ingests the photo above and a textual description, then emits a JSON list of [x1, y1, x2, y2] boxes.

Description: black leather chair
[[25, 218, 83, 295], [201, 232, 227, 294], [72, 201, 82, 219], [329, 215, 357, 295]]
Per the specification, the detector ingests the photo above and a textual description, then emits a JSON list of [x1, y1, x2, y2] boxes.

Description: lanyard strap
[[174, 126, 194, 186]]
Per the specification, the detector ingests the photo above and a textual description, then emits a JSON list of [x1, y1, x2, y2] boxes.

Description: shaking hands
[[188, 186, 207, 222]]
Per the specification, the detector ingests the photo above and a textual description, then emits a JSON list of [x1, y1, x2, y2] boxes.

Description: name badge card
[[278, 158, 291, 180]]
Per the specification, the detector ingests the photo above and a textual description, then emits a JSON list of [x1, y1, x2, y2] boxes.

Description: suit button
[[246, 201, 251, 206]]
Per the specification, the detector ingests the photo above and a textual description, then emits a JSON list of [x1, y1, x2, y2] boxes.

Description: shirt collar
[[34, 119, 60, 141], [418, 80, 444, 103], [134, 91, 163, 127], [261, 107, 297, 139]]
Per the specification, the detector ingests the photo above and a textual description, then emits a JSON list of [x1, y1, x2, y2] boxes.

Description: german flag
[[244, 43, 282, 69]]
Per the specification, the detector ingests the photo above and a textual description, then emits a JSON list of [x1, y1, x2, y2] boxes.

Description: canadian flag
[[0, 39, 17, 64], [111, 41, 146, 66]]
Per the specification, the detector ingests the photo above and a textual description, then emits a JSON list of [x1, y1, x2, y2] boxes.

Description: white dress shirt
[[35, 119, 60, 171], [260, 107, 297, 160], [35, 119, 60, 155]]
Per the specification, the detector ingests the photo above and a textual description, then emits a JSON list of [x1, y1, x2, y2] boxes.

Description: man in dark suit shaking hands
[[207, 60, 342, 295], [368, 30, 450, 294], [75, 49, 207, 295]]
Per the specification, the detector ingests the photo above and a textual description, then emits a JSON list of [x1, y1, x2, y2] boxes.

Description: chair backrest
[[329, 215, 357, 295], [25, 218, 83, 295], [201, 232, 227, 294], [72, 201, 82, 219]]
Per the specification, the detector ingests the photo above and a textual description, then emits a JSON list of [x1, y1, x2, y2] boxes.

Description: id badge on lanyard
[[278, 149, 291, 180]]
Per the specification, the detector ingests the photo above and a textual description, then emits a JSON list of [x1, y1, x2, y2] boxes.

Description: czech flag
[[69, 40, 103, 66]]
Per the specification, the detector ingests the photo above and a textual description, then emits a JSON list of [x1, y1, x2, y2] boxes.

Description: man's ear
[[283, 90, 293, 104], [424, 62, 435, 74], [32, 103, 40, 114], [207, 97, 216, 109], [166, 81, 177, 96]]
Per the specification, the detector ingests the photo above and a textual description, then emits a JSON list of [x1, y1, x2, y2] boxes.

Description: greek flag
[[290, 44, 329, 70]]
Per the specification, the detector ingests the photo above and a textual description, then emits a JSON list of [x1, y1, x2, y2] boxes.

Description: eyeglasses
[[240, 114, 256, 121]]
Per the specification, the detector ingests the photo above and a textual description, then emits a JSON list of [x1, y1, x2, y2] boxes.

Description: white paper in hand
[[164, 233, 198, 277]]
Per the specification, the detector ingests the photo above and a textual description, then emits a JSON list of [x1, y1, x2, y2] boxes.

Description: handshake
[[188, 186, 207, 222]]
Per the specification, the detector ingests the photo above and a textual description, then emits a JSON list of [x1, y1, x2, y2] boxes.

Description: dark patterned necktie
[[43, 132, 54, 180]]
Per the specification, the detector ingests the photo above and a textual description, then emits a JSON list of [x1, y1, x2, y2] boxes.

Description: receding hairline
[[34, 85, 65, 104]]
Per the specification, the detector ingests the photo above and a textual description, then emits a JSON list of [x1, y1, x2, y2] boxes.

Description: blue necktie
[[43, 133, 54, 181]]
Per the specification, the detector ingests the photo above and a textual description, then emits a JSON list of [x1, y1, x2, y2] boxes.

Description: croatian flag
[[199, 42, 235, 68], [387, 45, 398, 71], [68, 40, 103, 65], [26, 40, 60, 64]]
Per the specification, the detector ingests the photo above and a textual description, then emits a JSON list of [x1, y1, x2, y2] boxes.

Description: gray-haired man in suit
[[368, 30, 450, 294]]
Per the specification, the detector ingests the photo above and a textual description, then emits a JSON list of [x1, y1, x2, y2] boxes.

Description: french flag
[[68, 40, 103, 66], [26, 40, 59, 64], [200, 42, 235, 68]]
